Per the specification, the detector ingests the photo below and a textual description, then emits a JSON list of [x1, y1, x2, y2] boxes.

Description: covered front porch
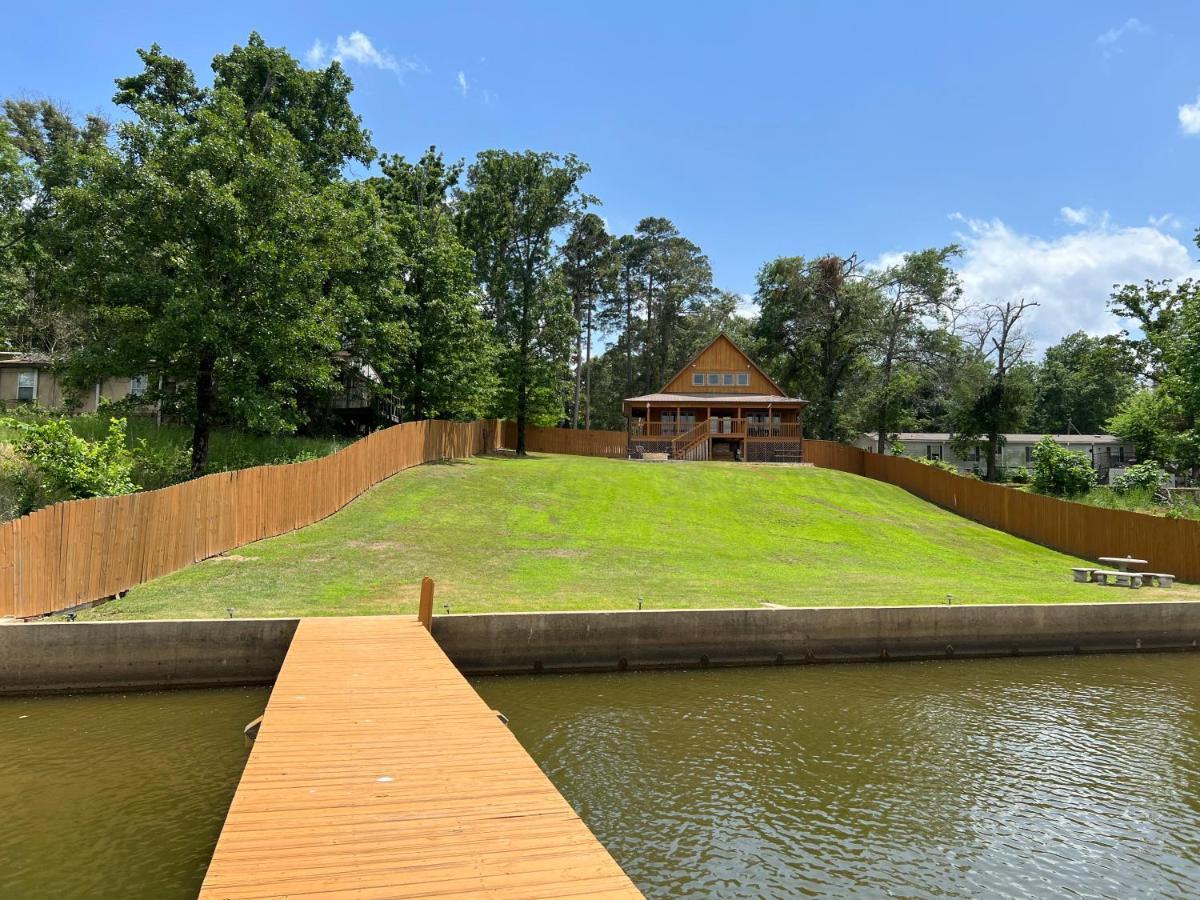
[[623, 400, 807, 462]]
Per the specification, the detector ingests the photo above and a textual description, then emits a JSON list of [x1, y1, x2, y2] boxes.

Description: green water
[[0, 687, 267, 899], [473, 654, 1200, 899]]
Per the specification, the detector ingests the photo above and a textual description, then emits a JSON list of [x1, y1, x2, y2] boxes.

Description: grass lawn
[[77, 453, 1197, 621]]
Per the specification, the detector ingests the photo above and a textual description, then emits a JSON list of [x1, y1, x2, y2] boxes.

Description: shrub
[[918, 457, 962, 475], [1, 416, 138, 514], [1111, 460, 1168, 496], [1031, 436, 1097, 496], [1008, 466, 1031, 484]]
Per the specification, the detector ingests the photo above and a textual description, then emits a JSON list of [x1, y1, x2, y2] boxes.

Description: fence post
[[418, 576, 434, 630]]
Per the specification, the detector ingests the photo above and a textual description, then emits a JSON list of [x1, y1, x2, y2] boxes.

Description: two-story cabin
[[623, 334, 808, 462]]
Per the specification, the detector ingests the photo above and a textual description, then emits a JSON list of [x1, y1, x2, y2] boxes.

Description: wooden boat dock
[[199, 615, 641, 898]]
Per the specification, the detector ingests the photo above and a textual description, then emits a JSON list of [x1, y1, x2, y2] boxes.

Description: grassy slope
[[79, 453, 1194, 620]]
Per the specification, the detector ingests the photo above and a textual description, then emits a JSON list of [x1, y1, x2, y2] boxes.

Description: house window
[[737, 373, 749, 386], [1119, 446, 1126, 463], [1025, 446, 1033, 464], [973, 446, 980, 462], [692, 373, 704, 386], [130, 374, 149, 397], [723, 373, 734, 386], [16, 371, 36, 402], [926, 445, 934, 460], [707, 373, 720, 386]]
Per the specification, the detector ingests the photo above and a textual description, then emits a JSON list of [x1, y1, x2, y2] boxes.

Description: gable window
[[737, 372, 749, 386], [692, 372, 704, 386], [707, 373, 720, 386], [723, 373, 734, 386], [16, 371, 36, 402]]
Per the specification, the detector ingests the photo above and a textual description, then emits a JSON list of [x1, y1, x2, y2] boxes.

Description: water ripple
[[474, 655, 1200, 899]]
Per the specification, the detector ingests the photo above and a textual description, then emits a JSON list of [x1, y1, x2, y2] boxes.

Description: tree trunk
[[571, 321, 583, 428], [986, 431, 1000, 481], [190, 352, 217, 479], [584, 302, 593, 430]]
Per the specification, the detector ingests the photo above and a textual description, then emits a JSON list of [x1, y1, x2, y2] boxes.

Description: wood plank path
[[200, 616, 642, 898]]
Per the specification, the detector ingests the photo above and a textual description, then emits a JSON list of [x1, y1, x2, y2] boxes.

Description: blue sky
[[8, 2, 1200, 347]]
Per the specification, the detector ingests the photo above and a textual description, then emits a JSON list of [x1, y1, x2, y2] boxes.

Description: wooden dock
[[200, 616, 641, 898]]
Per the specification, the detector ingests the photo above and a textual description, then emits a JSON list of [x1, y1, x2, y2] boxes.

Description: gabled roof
[[625, 392, 806, 405], [660, 332, 788, 396]]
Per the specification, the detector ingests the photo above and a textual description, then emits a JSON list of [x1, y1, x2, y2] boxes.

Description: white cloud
[[735, 293, 757, 317], [1179, 94, 1200, 135], [1059, 206, 1090, 226], [305, 39, 326, 67], [306, 31, 422, 80], [1148, 212, 1183, 230], [456, 70, 469, 97], [1096, 18, 1149, 57], [949, 212, 1200, 348]]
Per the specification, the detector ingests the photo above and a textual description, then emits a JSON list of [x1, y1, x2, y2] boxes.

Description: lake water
[[473, 655, 1200, 898], [0, 686, 267, 899]]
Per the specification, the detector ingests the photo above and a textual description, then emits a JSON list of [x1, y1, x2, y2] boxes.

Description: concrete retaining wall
[[4, 603, 1200, 694], [432, 603, 1200, 674], [0, 618, 299, 694]]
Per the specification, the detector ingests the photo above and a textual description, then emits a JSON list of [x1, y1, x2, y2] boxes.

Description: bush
[[1031, 436, 1097, 496], [1008, 466, 1032, 484], [918, 457, 964, 475], [1111, 460, 1168, 496], [1, 416, 138, 514]]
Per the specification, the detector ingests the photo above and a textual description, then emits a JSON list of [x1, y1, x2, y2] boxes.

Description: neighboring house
[[853, 431, 1137, 480], [623, 333, 808, 462], [328, 354, 401, 429], [0, 352, 150, 413]]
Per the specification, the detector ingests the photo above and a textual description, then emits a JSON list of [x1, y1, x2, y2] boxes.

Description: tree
[[1030, 331, 1136, 434], [371, 148, 495, 420], [1108, 277, 1200, 475], [457, 150, 590, 454], [865, 246, 961, 451], [53, 40, 390, 477], [562, 212, 615, 428], [0, 99, 108, 354], [950, 299, 1038, 480], [753, 255, 880, 439], [1030, 435, 1097, 496]]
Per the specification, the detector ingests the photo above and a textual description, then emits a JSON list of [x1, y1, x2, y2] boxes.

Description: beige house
[[854, 431, 1137, 481], [0, 352, 150, 413]]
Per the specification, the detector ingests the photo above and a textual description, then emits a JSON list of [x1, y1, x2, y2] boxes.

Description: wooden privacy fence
[[502, 421, 628, 458], [805, 439, 1200, 584], [0, 419, 501, 619]]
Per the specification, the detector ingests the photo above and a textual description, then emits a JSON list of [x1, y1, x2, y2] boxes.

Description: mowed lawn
[[79, 453, 1194, 620]]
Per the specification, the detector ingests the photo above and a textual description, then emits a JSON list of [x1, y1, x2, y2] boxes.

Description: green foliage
[[753, 255, 881, 439], [1031, 332, 1136, 433], [917, 456, 963, 475], [1108, 277, 1200, 473], [51, 38, 394, 477], [370, 148, 496, 420], [1030, 436, 1097, 496], [1008, 466, 1032, 484], [457, 150, 590, 447], [1111, 460, 1168, 495], [2, 416, 136, 513]]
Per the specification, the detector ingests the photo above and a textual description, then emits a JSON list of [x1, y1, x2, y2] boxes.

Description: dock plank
[[200, 616, 641, 899]]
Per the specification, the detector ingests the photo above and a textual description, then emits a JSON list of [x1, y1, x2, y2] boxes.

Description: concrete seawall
[[0, 618, 298, 694], [3, 603, 1200, 693], [432, 603, 1200, 674]]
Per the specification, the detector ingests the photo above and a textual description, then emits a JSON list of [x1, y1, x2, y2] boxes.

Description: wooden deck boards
[[200, 616, 641, 899]]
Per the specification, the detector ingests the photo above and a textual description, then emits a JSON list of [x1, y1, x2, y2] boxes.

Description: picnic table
[[1098, 556, 1147, 572]]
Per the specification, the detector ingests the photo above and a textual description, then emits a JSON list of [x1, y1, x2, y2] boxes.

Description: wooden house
[[623, 334, 808, 462]]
